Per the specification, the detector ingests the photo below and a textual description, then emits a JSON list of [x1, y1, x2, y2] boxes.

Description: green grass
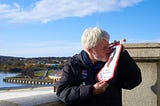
[[34, 70, 54, 77]]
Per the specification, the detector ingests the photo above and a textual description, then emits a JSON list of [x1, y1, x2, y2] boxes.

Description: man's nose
[[106, 47, 110, 53]]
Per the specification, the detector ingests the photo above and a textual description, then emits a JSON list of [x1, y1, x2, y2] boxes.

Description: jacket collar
[[81, 50, 105, 72]]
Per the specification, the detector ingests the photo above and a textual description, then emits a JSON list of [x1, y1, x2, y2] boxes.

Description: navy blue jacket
[[56, 50, 142, 106]]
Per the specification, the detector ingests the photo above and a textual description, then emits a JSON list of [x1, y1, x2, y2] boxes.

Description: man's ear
[[87, 48, 92, 54]]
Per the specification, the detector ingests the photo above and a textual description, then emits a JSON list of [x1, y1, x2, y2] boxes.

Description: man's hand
[[93, 81, 108, 95]]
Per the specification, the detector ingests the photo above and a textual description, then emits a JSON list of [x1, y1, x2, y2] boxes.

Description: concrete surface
[[0, 87, 63, 106]]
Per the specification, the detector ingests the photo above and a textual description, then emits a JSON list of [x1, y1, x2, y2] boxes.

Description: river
[[0, 72, 53, 89], [0, 72, 26, 88]]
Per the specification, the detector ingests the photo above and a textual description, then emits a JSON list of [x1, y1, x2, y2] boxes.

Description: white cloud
[[0, 0, 143, 23]]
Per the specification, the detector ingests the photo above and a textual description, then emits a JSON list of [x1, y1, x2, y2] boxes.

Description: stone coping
[[124, 43, 160, 62], [125, 43, 160, 49], [0, 86, 65, 106]]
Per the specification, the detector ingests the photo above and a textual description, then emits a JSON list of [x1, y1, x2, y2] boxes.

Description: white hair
[[81, 27, 110, 51]]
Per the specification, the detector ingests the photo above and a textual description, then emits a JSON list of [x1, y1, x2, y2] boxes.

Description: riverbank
[[3, 77, 53, 86]]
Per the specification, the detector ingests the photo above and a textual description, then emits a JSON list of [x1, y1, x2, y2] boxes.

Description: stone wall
[[122, 43, 160, 106]]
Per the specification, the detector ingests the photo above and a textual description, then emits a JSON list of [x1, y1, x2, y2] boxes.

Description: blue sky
[[0, 0, 160, 58]]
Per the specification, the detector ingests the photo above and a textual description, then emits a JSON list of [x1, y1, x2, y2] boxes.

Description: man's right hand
[[93, 81, 108, 95]]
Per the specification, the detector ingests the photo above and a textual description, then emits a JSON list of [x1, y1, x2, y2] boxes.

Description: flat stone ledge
[[125, 43, 160, 48], [0, 87, 65, 106], [124, 43, 160, 62]]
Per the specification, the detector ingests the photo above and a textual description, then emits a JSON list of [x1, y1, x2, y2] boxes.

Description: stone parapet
[[123, 43, 160, 106], [125, 43, 160, 62]]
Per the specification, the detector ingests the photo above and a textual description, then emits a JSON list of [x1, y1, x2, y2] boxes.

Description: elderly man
[[56, 27, 142, 106]]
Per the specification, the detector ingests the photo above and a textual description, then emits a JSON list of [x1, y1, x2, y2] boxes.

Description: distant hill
[[0, 55, 70, 64], [0, 55, 70, 73]]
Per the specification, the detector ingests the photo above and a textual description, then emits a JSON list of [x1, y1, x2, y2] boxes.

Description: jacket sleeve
[[56, 62, 94, 104], [117, 50, 142, 89]]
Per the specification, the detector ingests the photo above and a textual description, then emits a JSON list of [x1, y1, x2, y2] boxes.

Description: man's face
[[91, 39, 110, 62]]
